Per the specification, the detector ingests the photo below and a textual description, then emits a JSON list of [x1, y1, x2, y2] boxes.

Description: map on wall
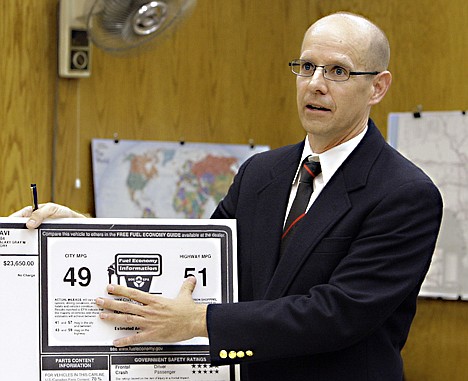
[[92, 139, 269, 220], [388, 111, 468, 300]]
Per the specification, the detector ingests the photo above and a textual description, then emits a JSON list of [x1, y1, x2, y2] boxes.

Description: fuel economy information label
[[0, 218, 238, 381]]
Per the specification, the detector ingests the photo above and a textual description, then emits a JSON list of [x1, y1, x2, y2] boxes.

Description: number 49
[[63, 267, 91, 287]]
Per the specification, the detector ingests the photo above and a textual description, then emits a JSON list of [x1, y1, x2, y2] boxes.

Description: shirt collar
[[294, 126, 368, 185]]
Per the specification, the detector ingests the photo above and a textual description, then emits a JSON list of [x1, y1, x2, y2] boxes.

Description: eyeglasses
[[289, 59, 380, 82]]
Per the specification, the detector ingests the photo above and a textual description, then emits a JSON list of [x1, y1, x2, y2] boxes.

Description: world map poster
[[92, 139, 269, 220], [388, 111, 468, 300]]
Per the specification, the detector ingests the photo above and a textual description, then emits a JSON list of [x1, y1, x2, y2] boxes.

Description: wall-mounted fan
[[58, 0, 196, 78]]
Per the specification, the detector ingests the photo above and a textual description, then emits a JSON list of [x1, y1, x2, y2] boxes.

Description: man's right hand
[[9, 202, 86, 229]]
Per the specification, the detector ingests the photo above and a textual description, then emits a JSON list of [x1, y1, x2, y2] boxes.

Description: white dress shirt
[[284, 127, 368, 224]]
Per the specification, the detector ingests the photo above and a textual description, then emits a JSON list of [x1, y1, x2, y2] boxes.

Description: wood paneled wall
[[1, 1, 467, 379]]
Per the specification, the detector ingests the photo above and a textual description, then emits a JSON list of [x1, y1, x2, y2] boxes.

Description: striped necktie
[[281, 156, 321, 251]]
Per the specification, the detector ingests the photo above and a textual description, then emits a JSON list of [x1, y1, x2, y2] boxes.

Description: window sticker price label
[[38, 219, 238, 381]]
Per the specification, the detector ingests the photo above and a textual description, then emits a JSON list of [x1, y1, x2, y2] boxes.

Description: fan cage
[[87, 0, 196, 52]]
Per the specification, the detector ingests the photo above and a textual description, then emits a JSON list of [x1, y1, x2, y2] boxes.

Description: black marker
[[30, 183, 39, 211]]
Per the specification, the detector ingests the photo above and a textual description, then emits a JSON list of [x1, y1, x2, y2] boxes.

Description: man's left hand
[[95, 276, 208, 347]]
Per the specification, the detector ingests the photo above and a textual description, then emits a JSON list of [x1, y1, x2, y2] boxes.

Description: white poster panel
[[0, 218, 238, 381]]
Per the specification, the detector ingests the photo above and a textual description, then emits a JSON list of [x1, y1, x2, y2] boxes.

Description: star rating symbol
[[191, 364, 220, 375]]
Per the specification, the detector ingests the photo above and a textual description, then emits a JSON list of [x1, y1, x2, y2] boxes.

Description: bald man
[[17, 12, 442, 381]]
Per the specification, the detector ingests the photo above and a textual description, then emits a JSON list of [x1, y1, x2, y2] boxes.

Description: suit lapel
[[264, 171, 351, 298], [249, 144, 303, 299]]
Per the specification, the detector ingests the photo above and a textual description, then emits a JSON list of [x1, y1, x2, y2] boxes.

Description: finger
[[177, 276, 197, 299], [25, 204, 52, 229], [21, 203, 62, 229], [98, 308, 145, 327], [9, 206, 33, 218], [25, 203, 84, 229], [96, 296, 146, 317], [106, 284, 156, 305], [35, 203, 74, 218], [113, 332, 149, 347]]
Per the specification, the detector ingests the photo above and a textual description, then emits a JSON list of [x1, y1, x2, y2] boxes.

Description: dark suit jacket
[[207, 120, 443, 381]]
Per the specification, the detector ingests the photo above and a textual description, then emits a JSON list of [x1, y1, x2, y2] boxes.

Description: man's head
[[295, 12, 392, 152]]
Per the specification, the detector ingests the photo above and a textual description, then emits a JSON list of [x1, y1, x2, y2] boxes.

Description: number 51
[[184, 267, 207, 286]]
